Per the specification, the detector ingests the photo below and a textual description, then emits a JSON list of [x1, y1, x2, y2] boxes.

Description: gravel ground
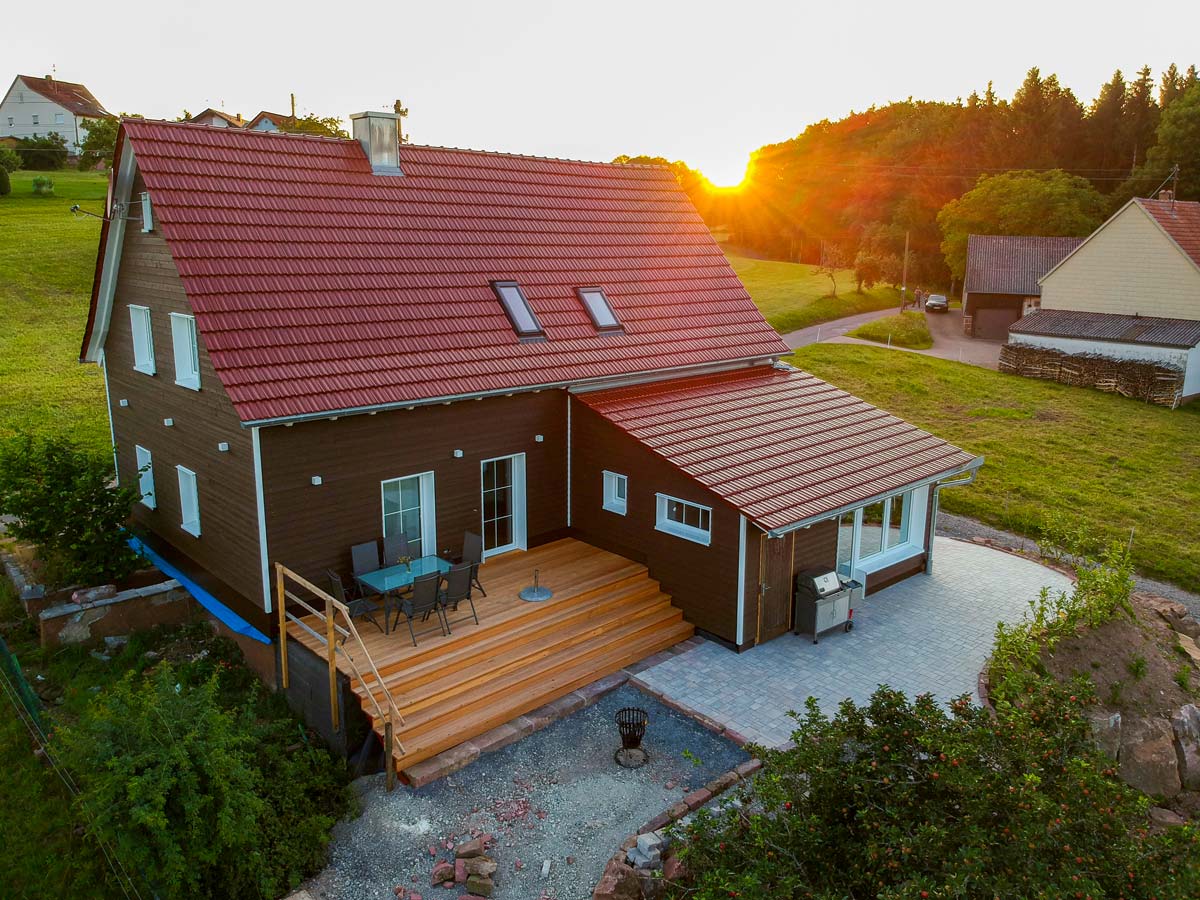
[[936, 512, 1200, 616], [304, 685, 747, 900]]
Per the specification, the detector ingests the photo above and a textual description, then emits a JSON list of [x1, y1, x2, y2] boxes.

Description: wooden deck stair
[[352, 564, 692, 772]]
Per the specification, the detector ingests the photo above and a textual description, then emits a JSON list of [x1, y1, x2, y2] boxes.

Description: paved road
[[636, 538, 1071, 747], [781, 306, 902, 350], [922, 307, 1005, 369]]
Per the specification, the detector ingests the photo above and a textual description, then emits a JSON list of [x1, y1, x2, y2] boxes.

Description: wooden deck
[[284, 538, 693, 772]]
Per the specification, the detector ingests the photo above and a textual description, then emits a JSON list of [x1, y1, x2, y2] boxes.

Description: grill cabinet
[[793, 569, 862, 644]]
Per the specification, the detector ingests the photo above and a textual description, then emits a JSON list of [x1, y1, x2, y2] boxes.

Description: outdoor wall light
[[119, 398, 129, 407], [534, 434, 544, 443], [452, 449, 465, 458], [311, 476, 323, 486], [163, 418, 174, 427], [217, 442, 229, 452]]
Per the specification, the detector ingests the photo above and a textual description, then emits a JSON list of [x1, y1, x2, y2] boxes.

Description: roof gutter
[[238, 354, 783, 428], [764, 455, 984, 538], [925, 464, 981, 574]]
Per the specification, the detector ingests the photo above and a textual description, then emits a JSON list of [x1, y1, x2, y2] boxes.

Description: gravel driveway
[[302, 685, 746, 900]]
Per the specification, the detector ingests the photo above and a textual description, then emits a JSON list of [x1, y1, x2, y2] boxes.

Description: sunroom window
[[492, 281, 544, 338], [577, 287, 621, 332], [833, 489, 922, 576]]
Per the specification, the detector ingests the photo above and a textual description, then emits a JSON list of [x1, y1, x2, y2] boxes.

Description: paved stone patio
[[635, 537, 1072, 747]]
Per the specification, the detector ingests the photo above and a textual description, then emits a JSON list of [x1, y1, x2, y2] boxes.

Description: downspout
[[926, 467, 980, 574]]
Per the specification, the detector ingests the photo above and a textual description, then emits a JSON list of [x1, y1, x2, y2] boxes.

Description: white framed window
[[577, 287, 622, 332], [491, 281, 544, 339], [833, 487, 926, 580], [170, 313, 200, 390], [31, 114, 38, 126], [655, 493, 712, 546], [134, 445, 156, 509], [381, 471, 436, 557], [602, 471, 628, 515], [54, 112, 64, 125], [128, 305, 155, 374], [176, 465, 201, 537]]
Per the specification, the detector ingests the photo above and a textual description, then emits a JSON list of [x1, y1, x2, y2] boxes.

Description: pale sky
[[10, 0, 1200, 185]]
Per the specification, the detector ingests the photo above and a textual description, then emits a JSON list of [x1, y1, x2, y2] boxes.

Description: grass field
[[848, 311, 933, 349], [789, 344, 1200, 591], [0, 169, 109, 454], [726, 252, 902, 333]]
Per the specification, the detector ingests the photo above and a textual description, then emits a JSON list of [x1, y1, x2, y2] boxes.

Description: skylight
[[492, 282, 544, 338], [577, 287, 621, 332]]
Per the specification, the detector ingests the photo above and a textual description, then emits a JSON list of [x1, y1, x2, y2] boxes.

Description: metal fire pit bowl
[[615, 706, 649, 768]]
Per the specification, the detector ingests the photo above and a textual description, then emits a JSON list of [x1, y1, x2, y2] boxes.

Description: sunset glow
[[700, 158, 750, 189]]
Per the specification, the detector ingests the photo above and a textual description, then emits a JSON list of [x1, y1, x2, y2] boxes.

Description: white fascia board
[[251, 426, 272, 613], [82, 135, 137, 363]]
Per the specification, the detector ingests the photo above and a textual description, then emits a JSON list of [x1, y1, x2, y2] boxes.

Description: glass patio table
[[355, 555, 451, 635]]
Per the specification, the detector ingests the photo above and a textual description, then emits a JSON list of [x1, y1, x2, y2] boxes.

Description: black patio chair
[[325, 570, 385, 636], [440, 562, 480, 633], [350, 541, 382, 599], [394, 571, 449, 647], [382, 532, 411, 567], [461, 531, 487, 597]]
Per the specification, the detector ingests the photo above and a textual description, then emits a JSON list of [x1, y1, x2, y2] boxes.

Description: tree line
[[621, 65, 1200, 291]]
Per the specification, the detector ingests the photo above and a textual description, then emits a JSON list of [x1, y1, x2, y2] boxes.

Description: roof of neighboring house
[[83, 120, 789, 423], [247, 110, 290, 129], [1136, 198, 1200, 269], [187, 108, 245, 127], [16, 75, 111, 118], [964, 235, 1084, 296], [577, 365, 979, 533], [1010, 308, 1200, 349]]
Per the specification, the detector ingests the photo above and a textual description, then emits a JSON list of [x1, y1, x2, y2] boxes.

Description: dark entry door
[[758, 533, 793, 642]]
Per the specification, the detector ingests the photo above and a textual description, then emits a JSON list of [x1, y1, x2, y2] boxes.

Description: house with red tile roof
[[1009, 195, 1200, 403], [1, 74, 113, 153], [80, 112, 980, 760]]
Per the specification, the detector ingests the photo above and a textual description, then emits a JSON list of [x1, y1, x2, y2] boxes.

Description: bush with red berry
[[667, 681, 1199, 899]]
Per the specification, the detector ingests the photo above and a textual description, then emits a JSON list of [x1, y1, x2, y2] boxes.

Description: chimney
[[1159, 189, 1175, 202], [350, 111, 403, 176]]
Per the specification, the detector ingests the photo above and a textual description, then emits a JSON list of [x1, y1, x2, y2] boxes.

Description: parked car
[[924, 294, 949, 313]]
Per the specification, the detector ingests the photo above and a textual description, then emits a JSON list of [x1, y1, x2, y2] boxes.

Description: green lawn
[[726, 252, 902, 333], [789, 344, 1200, 591], [0, 170, 109, 454], [848, 311, 933, 349]]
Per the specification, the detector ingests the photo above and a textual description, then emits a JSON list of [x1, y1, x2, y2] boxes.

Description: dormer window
[[492, 282, 544, 339], [577, 287, 621, 332]]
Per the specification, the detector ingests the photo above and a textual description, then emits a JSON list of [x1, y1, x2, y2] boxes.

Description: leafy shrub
[[0, 167, 9, 197], [0, 146, 20, 173], [669, 683, 1200, 900], [16, 133, 67, 170], [31, 175, 55, 196], [988, 538, 1134, 705], [0, 434, 142, 585], [59, 658, 350, 899]]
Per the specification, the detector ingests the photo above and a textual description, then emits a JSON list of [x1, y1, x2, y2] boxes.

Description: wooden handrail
[[275, 562, 404, 789]]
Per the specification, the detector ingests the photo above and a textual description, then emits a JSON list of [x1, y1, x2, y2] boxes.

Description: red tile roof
[[1137, 198, 1200, 268], [18, 75, 111, 119], [577, 365, 979, 532], [98, 120, 788, 422], [965, 235, 1084, 296]]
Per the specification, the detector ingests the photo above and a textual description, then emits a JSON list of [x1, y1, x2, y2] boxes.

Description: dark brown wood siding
[[568, 397, 741, 644], [103, 172, 265, 622], [259, 391, 568, 586], [865, 553, 928, 594], [748, 518, 839, 646]]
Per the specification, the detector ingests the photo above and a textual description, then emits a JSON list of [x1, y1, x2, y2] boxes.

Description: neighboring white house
[[1008, 195, 1200, 402], [186, 108, 246, 128], [0, 75, 113, 153]]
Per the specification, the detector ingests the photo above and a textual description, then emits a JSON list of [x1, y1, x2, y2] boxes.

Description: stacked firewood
[[999, 345, 1184, 407]]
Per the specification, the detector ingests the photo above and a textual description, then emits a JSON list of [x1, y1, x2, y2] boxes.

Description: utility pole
[[900, 230, 910, 309], [290, 92, 296, 120]]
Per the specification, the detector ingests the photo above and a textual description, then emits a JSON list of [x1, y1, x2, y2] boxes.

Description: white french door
[[480, 453, 527, 558]]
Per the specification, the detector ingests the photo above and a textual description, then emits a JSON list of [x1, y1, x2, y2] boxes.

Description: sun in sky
[[699, 157, 750, 190]]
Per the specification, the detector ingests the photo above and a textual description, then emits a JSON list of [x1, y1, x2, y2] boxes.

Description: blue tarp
[[128, 536, 271, 645]]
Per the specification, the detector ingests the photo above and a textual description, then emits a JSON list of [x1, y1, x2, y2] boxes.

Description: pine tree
[[1123, 66, 1160, 171], [1160, 63, 1184, 107], [1086, 69, 1127, 172]]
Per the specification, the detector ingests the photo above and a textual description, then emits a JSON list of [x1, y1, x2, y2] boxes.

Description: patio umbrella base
[[614, 747, 648, 768], [519, 586, 553, 602]]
